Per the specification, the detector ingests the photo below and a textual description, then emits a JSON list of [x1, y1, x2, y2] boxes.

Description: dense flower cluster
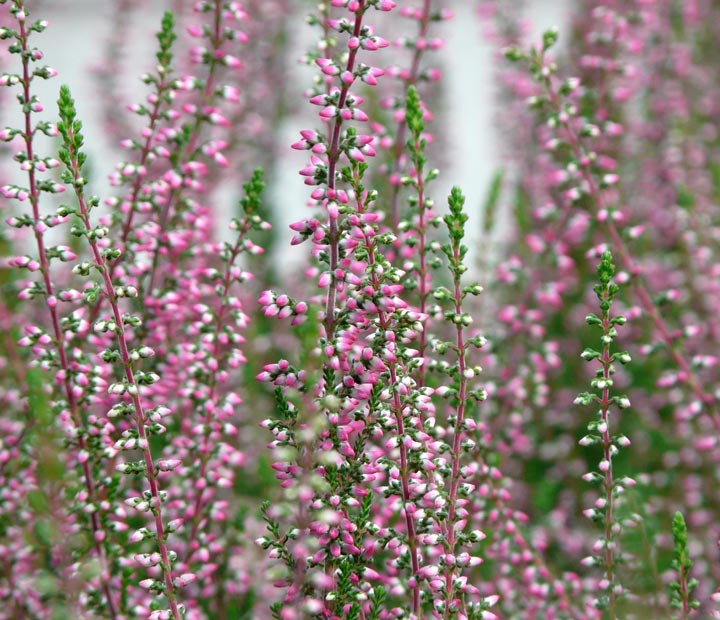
[[1, 0, 720, 619]]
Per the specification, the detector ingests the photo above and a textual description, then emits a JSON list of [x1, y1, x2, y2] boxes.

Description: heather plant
[[575, 250, 633, 617], [2, 0, 720, 619]]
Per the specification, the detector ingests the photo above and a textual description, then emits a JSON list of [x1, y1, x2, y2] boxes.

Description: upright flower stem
[[184, 232, 246, 544], [670, 511, 698, 619], [388, 0, 433, 232], [304, 1, 423, 612], [117, 16, 175, 250], [57, 86, 181, 620], [351, 174, 422, 616], [438, 186, 480, 617], [185, 173, 265, 548], [598, 284, 617, 619], [442, 232, 469, 616], [145, 0, 225, 300], [404, 86, 432, 387], [11, 8, 118, 617], [577, 250, 631, 617], [88, 10, 175, 326], [323, 0, 367, 342]]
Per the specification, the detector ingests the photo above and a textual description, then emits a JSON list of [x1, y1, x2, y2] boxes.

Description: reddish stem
[[87, 51, 172, 329], [442, 244, 468, 617], [15, 12, 118, 618], [354, 184, 422, 616], [185, 219, 253, 548], [407, 123, 430, 388], [323, 0, 366, 342], [64, 119, 181, 620], [388, 0, 433, 233], [599, 297, 617, 619], [145, 0, 224, 298]]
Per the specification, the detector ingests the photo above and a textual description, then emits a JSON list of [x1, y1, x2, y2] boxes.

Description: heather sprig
[[576, 250, 633, 618], [670, 511, 698, 619], [176, 169, 269, 596], [57, 84, 184, 620], [107, 9, 177, 256], [383, 0, 449, 232], [0, 3, 119, 615], [259, 162, 432, 614], [431, 186, 494, 619], [338, 163, 430, 615], [292, 0, 393, 343], [399, 84, 438, 387], [107, 0, 248, 308]]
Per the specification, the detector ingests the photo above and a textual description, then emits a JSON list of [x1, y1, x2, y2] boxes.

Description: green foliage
[[239, 168, 265, 218], [56, 85, 87, 177], [156, 11, 176, 67], [405, 85, 425, 139], [669, 511, 699, 616]]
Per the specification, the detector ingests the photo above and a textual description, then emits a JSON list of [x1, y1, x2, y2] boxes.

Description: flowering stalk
[[112, 10, 177, 256], [0, 3, 119, 615], [184, 168, 267, 547], [90, 9, 177, 332], [56, 85, 182, 620], [402, 85, 437, 387], [385, 0, 446, 232], [576, 250, 633, 618], [261, 164, 429, 614], [434, 186, 491, 619], [344, 167, 425, 615], [314, 0, 388, 342], [264, 1, 434, 612], [138, 0, 247, 300]]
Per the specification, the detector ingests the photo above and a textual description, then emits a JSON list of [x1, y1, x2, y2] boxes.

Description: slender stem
[[14, 11, 119, 618], [145, 0, 223, 299], [442, 243, 468, 617], [388, 0, 433, 233], [354, 180, 422, 617], [118, 75, 171, 250], [407, 118, 430, 387], [88, 55, 172, 328], [63, 120, 181, 620], [185, 220, 252, 549], [680, 569, 690, 620], [599, 297, 617, 619], [323, 0, 366, 342]]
